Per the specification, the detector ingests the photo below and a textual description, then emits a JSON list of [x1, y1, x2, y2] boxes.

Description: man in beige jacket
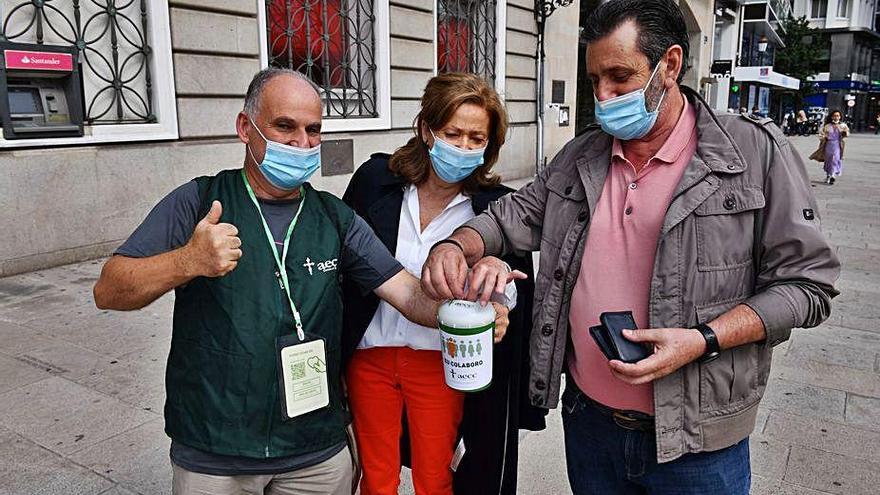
[[420, 0, 840, 493]]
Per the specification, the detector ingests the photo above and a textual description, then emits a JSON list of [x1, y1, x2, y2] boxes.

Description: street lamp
[[533, 0, 574, 173], [757, 35, 769, 66]]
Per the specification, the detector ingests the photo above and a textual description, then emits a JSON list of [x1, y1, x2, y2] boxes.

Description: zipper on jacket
[[266, 269, 286, 457]]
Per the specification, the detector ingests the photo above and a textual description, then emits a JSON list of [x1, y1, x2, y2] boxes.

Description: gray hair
[[582, 0, 690, 84], [243, 67, 322, 117]]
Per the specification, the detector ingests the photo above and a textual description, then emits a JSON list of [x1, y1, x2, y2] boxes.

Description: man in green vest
[[93, 68, 516, 495]]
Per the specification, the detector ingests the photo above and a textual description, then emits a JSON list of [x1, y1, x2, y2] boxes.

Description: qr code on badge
[[290, 362, 306, 380]]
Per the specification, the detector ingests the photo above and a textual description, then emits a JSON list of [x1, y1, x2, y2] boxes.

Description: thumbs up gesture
[[183, 201, 242, 277]]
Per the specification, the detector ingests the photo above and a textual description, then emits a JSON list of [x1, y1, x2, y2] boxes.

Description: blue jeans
[[561, 383, 751, 495]]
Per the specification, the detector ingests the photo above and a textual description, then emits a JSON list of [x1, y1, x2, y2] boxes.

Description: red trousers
[[346, 347, 464, 495]]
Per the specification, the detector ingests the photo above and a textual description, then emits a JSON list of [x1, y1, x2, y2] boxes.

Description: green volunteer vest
[[164, 169, 354, 458]]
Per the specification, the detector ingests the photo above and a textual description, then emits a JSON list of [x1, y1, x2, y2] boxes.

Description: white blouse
[[358, 183, 517, 351]]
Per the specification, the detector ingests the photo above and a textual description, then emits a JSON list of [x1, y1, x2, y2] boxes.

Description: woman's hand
[[465, 256, 528, 305], [491, 302, 510, 343]]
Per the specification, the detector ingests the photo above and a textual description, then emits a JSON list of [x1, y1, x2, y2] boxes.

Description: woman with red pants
[[340, 73, 544, 494]]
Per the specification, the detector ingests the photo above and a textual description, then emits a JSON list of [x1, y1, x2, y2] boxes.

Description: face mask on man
[[428, 130, 486, 183], [593, 61, 667, 141], [247, 118, 321, 190]]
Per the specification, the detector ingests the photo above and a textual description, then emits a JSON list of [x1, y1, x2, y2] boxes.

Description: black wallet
[[588, 311, 651, 363]]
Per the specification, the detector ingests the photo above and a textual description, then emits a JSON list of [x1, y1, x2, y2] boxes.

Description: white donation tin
[[437, 300, 495, 392]]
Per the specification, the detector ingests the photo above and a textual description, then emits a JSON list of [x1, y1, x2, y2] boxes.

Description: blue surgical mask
[[593, 62, 667, 141], [428, 131, 486, 183], [248, 118, 321, 190]]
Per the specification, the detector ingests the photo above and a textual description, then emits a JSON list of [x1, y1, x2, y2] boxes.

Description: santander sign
[[4, 50, 74, 72]]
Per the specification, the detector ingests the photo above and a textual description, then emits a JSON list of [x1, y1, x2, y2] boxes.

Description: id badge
[[276, 334, 330, 420]]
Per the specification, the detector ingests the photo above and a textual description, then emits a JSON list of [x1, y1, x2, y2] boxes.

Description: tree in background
[[774, 15, 826, 109]]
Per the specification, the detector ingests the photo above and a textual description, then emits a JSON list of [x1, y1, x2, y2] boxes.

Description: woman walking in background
[[820, 110, 849, 185]]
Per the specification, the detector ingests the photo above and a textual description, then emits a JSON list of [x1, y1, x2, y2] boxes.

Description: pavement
[[0, 134, 878, 495]]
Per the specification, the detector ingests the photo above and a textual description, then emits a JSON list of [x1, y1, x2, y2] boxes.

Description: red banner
[[4, 50, 74, 72]]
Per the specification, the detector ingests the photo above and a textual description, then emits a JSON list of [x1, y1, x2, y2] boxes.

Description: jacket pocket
[[695, 299, 760, 415], [542, 171, 585, 251], [693, 187, 764, 272], [166, 340, 252, 426]]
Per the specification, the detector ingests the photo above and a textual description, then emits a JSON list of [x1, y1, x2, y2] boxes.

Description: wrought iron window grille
[[1, 0, 156, 125], [266, 0, 378, 120], [437, 0, 497, 84]]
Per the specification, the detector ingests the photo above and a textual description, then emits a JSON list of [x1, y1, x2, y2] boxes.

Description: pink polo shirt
[[567, 98, 697, 415]]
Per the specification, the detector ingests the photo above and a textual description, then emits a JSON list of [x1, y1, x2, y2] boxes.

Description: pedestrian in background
[[874, 112, 880, 135], [749, 105, 762, 120], [797, 109, 808, 135], [819, 109, 849, 185], [784, 111, 795, 136]]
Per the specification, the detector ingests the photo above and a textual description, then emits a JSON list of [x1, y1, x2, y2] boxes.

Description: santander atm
[[0, 41, 84, 140]]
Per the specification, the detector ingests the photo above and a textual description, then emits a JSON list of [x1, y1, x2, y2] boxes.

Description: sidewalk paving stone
[[760, 378, 847, 423], [770, 356, 880, 399], [751, 475, 832, 495], [784, 334, 878, 372], [0, 282, 95, 325], [97, 486, 140, 495], [749, 435, 789, 479], [0, 274, 57, 308], [783, 444, 880, 495], [823, 287, 880, 332], [843, 393, 880, 432], [763, 410, 880, 464], [0, 377, 158, 456], [804, 325, 880, 348], [0, 319, 55, 355], [0, 353, 52, 394], [70, 419, 171, 495], [14, 341, 114, 381], [27, 305, 172, 358], [76, 349, 168, 413], [0, 425, 114, 495]]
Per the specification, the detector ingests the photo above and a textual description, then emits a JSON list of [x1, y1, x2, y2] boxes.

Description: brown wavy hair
[[389, 72, 508, 193]]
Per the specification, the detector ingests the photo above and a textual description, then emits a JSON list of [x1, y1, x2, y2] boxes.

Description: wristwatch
[[694, 323, 721, 364], [430, 238, 464, 253]]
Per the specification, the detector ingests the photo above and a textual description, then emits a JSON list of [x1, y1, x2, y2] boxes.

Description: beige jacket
[[465, 89, 840, 462]]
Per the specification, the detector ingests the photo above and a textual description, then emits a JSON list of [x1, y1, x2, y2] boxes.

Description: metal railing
[[769, 0, 792, 23], [266, 0, 378, 119], [437, 0, 496, 84]]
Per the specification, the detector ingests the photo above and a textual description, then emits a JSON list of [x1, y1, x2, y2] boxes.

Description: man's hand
[[491, 302, 510, 343], [421, 243, 469, 300], [608, 328, 706, 385], [181, 201, 242, 277], [465, 257, 527, 305]]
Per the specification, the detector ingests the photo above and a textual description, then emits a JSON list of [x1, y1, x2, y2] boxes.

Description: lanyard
[[241, 170, 307, 341]]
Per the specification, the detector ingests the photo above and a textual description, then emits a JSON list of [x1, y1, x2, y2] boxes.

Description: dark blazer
[[341, 153, 546, 495]]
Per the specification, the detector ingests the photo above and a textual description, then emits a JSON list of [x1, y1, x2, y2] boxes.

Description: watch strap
[[694, 323, 721, 364], [430, 238, 464, 254]]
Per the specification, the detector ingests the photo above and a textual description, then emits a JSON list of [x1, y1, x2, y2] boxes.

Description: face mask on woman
[[428, 130, 487, 183]]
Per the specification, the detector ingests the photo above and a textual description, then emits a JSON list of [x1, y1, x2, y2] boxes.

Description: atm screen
[[9, 87, 42, 115]]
